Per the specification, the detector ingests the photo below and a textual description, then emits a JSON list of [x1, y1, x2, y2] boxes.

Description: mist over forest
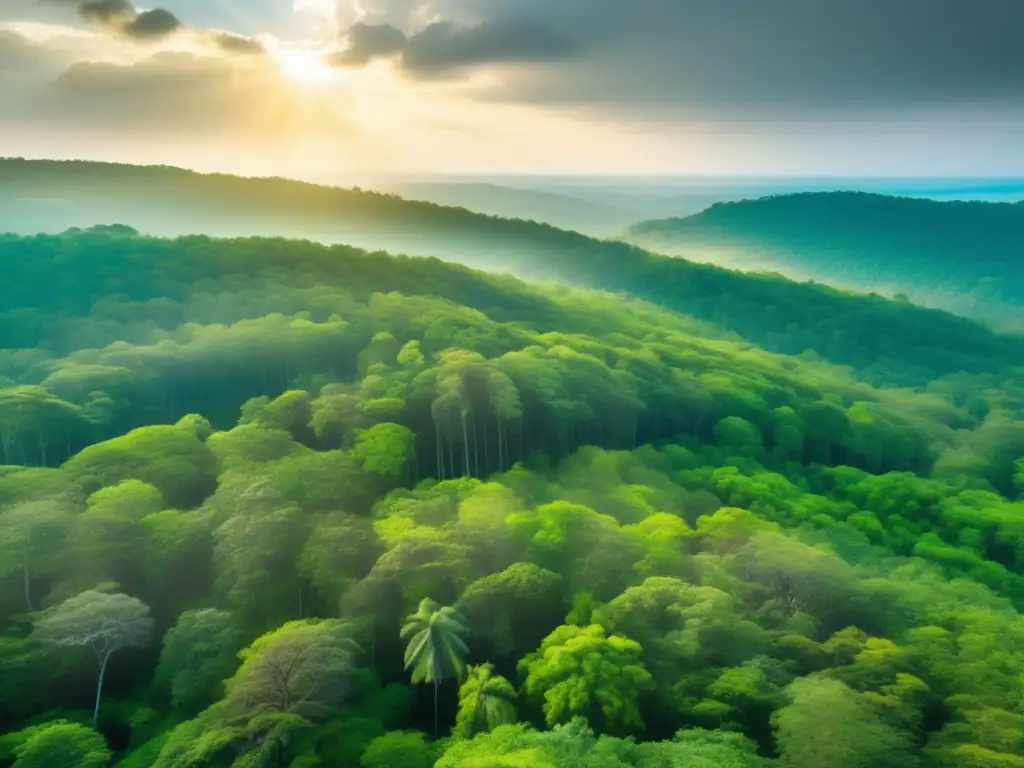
[[625, 192, 1024, 330]]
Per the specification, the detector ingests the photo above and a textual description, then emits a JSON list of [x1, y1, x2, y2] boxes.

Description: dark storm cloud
[[330, 17, 575, 73], [341, 0, 1024, 116]]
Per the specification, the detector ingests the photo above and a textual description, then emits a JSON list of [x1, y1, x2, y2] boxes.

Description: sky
[[1, 0, 1023, 179]]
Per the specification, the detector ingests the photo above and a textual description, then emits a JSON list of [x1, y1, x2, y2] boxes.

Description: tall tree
[[34, 590, 153, 728], [401, 597, 470, 737]]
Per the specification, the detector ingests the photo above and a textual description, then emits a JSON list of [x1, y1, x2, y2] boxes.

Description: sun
[[276, 49, 334, 85]]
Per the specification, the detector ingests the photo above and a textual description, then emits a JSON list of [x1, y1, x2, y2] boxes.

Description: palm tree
[[401, 597, 470, 737], [453, 663, 518, 739]]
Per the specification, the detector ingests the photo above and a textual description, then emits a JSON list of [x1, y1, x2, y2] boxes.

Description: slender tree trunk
[[472, 414, 479, 478], [462, 412, 470, 478], [434, 678, 439, 738], [22, 548, 33, 613], [436, 426, 442, 481], [482, 421, 490, 476], [496, 418, 503, 471], [518, 416, 524, 464], [93, 652, 111, 729], [447, 438, 454, 483]]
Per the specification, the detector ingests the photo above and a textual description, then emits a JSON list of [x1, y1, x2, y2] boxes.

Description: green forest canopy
[[624, 191, 1024, 329], [0, 228, 1023, 767]]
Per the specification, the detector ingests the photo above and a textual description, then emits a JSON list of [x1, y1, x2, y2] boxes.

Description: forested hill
[[3, 160, 1024, 390], [2, 228, 1024, 766], [1, 228, 1023, 490], [624, 192, 1024, 329]]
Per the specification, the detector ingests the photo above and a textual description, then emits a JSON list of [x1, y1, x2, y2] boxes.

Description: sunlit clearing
[[277, 50, 334, 85]]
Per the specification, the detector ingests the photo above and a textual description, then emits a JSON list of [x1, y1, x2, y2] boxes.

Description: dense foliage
[[626, 191, 1024, 329], [1, 227, 1023, 767]]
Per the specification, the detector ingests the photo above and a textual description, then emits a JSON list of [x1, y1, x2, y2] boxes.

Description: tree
[[62, 422, 217, 508], [595, 577, 768, 681], [152, 621, 359, 764], [360, 731, 435, 768], [34, 590, 153, 728], [714, 416, 765, 460], [0, 499, 72, 612], [735, 531, 858, 630], [299, 511, 382, 614], [224, 619, 359, 719], [401, 597, 470, 737], [453, 664, 518, 740], [772, 675, 918, 768], [350, 423, 417, 483], [154, 608, 245, 715], [1, 721, 111, 768], [0, 638, 62, 724], [0, 386, 90, 467], [456, 562, 564, 661], [518, 624, 654, 733], [213, 479, 307, 630], [75, 480, 164, 592]]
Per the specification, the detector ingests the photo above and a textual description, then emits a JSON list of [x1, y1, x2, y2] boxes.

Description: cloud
[[329, 17, 575, 74], [211, 31, 266, 55], [8, 50, 349, 155], [402, 20, 575, 73], [42, 0, 263, 52], [122, 8, 181, 38], [48, 0, 182, 39], [0, 30, 50, 73], [78, 0, 133, 26], [0, 26, 101, 81], [327, 21, 406, 67], [330, 0, 1024, 119]]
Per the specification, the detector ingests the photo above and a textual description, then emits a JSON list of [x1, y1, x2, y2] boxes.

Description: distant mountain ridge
[[624, 191, 1024, 329]]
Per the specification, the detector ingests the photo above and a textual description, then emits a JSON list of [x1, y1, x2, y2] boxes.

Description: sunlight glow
[[276, 49, 335, 85]]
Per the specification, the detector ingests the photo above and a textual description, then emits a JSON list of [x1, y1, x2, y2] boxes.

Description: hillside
[[4, 159, 1024, 393], [624, 192, 1024, 328], [1, 228, 1024, 766]]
